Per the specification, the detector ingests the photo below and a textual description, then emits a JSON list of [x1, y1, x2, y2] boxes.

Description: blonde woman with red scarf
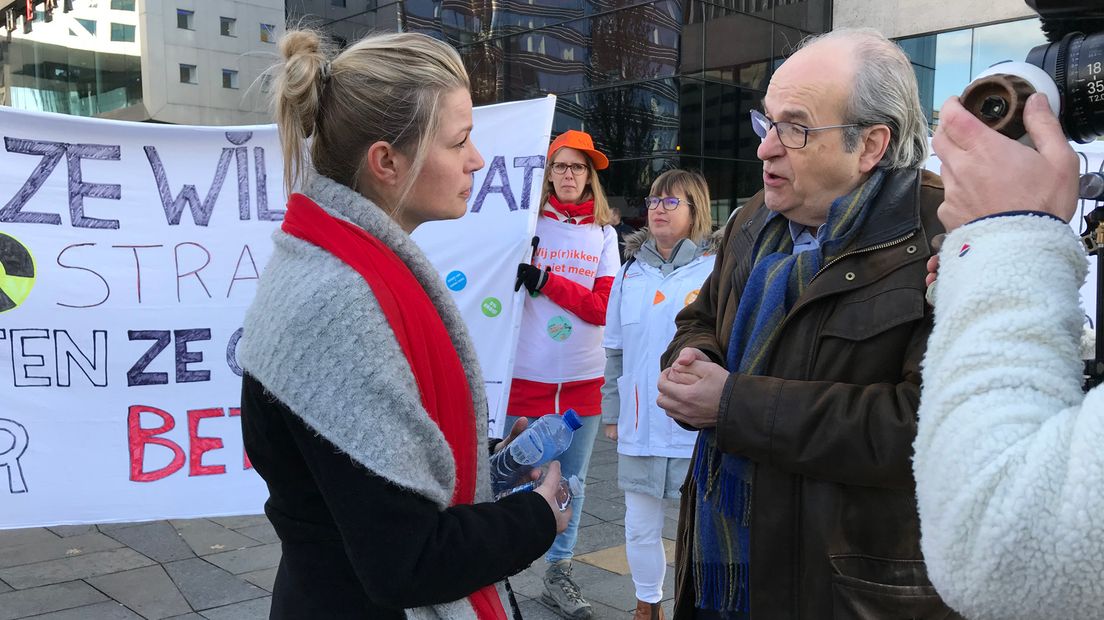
[[509, 130, 620, 620], [238, 30, 569, 620]]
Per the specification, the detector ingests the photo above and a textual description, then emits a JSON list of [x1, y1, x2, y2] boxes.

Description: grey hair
[[797, 28, 930, 169]]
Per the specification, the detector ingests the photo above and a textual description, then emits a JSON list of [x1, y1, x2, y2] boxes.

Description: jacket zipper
[[808, 231, 916, 284]]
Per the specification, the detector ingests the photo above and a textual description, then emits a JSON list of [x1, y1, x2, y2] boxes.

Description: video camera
[[958, 1, 1104, 389]]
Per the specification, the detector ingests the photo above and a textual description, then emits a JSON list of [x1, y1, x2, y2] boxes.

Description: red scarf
[[545, 195, 595, 224], [281, 194, 505, 620]]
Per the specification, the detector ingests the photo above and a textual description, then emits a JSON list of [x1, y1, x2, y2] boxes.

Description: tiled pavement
[[0, 434, 679, 619]]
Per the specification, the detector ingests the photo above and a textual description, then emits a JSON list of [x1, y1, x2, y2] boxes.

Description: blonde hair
[[272, 29, 469, 209], [538, 147, 612, 226], [650, 169, 713, 243]]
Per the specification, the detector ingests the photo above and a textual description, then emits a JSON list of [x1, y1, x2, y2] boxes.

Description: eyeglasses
[[645, 196, 690, 211], [750, 109, 861, 150], [550, 162, 589, 176]]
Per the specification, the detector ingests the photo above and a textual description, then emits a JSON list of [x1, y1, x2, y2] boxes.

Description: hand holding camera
[[933, 92, 1080, 231]]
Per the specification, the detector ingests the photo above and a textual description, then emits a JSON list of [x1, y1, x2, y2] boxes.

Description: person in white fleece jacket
[[915, 91, 1104, 620]]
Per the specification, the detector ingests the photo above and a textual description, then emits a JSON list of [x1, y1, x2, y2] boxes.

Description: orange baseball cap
[[547, 130, 609, 170]]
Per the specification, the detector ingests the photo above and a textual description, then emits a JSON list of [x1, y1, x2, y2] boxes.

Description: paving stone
[[663, 516, 679, 541], [240, 567, 276, 591], [579, 511, 601, 528], [0, 532, 125, 570], [581, 495, 626, 522], [95, 521, 152, 534], [199, 596, 271, 620], [573, 522, 626, 556], [0, 581, 107, 620], [233, 523, 279, 545], [0, 578, 11, 594], [170, 520, 260, 557], [207, 516, 270, 531], [0, 548, 155, 590], [0, 528, 60, 549], [588, 450, 620, 467], [164, 614, 206, 620], [584, 479, 625, 501], [27, 601, 144, 619], [163, 558, 267, 611], [87, 565, 192, 619], [102, 521, 195, 563], [204, 544, 281, 575], [46, 525, 98, 538]]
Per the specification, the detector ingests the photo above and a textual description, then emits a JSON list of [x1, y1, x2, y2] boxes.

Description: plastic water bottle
[[490, 409, 583, 498], [500, 474, 584, 512]]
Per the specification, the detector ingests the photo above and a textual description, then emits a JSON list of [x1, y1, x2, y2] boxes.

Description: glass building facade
[[897, 18, 1048, 130], [289, 0, 832, 224], [0, 0, 143, 118]]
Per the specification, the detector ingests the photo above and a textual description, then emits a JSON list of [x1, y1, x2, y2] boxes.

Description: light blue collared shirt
[[788, 219, 822, 255]]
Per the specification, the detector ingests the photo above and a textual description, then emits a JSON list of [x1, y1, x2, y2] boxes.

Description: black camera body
[[962, 1, 1104, 143], [1024, 0, 1104, 143]]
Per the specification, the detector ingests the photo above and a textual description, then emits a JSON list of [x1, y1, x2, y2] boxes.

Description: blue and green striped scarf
[[691, 170, 886, 613]]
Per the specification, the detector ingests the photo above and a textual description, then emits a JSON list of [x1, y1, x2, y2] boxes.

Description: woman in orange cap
[[508, 129, 619, 620]]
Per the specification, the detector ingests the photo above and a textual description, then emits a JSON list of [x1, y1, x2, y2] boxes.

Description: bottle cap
[[561, 409, 582, 430]]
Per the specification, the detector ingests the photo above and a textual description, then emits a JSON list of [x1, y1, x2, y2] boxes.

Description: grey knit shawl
[[239, 175, 500, 619]]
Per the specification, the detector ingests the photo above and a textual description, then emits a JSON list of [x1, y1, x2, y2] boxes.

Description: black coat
[[240, 374, 556, 619]]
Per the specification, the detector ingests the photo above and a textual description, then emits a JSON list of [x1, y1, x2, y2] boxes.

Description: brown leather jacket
[[662, 169, 963, 619]]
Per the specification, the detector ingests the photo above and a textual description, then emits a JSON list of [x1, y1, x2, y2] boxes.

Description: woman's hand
[[535, 461, 572, 533], [604, 424, 617, 441]]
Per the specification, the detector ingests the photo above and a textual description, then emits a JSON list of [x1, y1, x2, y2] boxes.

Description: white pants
[[624, 490, 667, 603]]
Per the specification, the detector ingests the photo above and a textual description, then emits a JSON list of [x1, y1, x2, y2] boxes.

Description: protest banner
[[0, 95, 555, 528]]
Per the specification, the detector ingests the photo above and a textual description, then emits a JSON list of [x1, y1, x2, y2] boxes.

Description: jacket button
[[844, 272, 856, 281], [906, 245, 918, 254]]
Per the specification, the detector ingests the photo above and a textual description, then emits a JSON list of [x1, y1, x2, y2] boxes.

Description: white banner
[[0, 96, 555, 528], [926, 140, 1100, 326]]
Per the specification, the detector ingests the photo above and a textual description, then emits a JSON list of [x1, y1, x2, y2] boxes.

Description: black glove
[[515, 263, 551, 293]]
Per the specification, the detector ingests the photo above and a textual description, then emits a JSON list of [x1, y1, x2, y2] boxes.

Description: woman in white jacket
[[915, 93, 1103, 620], [601, 170, 716, 619]]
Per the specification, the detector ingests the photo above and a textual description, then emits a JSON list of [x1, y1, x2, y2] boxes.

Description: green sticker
[[547, 315, 573, 342], [481, 297, 502, 317]]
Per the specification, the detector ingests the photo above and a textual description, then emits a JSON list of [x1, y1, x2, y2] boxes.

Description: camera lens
[[1027, 31, 1104, 143]]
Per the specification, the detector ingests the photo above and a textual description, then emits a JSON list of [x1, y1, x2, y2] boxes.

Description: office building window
[[110, 0, 135, 10], [260, 23, 275, 43], [180, 64, 197, 84], [220, 16, 235, 37], [177, 9, 194, 30], [897, 18, 1046, 128], [110, 23, 135, 41], [71, 18, 96, 36], [222, 69, 239, 89], [332, 0, 346, 6]]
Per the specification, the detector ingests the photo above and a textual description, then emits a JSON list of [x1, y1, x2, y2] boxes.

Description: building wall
[[140, 0, 284, 125], [833, 0, 1034, 39]]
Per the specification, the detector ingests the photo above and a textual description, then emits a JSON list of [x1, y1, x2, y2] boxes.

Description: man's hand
[[932, 93, 1079, 231], [657, 348, 728, 429]]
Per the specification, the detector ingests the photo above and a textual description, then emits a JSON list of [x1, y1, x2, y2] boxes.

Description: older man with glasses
[[657, 28, 959, 619]]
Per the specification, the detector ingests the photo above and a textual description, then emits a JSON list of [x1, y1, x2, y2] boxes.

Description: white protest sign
[[0, 95, 554, 528]]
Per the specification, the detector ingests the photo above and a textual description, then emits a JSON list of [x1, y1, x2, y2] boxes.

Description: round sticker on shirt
[[481, 297, 502, 317], [547, 315, 573, 342], [446, 270, 467, 291], [684, 289, 701, 306]]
